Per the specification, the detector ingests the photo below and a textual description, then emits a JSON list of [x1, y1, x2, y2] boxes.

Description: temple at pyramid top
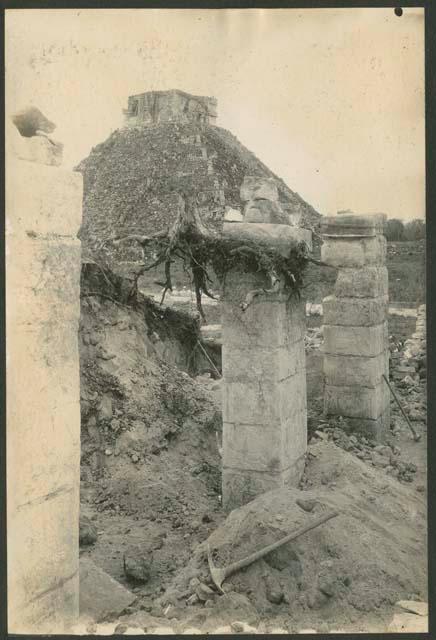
[[123, 89, 218, 127]]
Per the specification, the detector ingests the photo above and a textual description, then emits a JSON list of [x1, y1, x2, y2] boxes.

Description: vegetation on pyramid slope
[[76, 122, 320, 270]]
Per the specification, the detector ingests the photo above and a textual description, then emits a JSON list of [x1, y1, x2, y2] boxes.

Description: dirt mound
[[159, 441, 426, 633], [79, 283, 225, 605]]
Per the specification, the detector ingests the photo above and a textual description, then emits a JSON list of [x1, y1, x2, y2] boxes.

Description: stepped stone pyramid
[[76, 89, 320, 271]]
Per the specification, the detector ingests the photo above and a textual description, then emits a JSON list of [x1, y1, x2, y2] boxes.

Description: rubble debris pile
[[309, 420, 418, 483], [152, 442, 426, 634], [79, 264, 226, 619], [75, 90, 320, 275]]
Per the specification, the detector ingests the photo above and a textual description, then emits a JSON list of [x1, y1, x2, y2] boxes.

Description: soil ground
[[78, 283, 427, 633]]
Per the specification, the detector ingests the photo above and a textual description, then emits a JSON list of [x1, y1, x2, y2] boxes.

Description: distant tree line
[[385, 218, 426, 241]]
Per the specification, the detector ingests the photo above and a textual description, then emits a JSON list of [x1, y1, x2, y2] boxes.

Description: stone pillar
[[6, 114, 82, 633], [221, 177, 312, 511], [321, 213, 390, 439]]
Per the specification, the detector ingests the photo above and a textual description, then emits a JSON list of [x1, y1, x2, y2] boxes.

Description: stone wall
[[123, 90, 218, 127], [6, 115, 82, 632], [321, 214, 390, 439]]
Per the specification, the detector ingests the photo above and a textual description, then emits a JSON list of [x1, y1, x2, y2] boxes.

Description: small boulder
[[371, 451, 390, 468], [265, 576, 284, 604], [396, 600, 428, 616], [195, 582, 215, 602], [123, 545, 153, 584], [296, 498, 316, 513], [79, 514, 98, 546]]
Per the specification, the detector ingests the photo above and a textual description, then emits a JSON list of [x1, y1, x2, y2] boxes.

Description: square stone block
[[282, 412, 307, 466], [342, 409, 390, 442], [9, 571, 79, 634], [222, 295, 305, 348], [244, 199, 287, 224], [7, 157, 83, 236], [324, 381, 390, 420], [321, 235, 386, 268], [222, 342, 305, 383], [322, 295, 388, 326], [79, 558, 135, 624], [7, 238, 81, 328], [223, 422, 284, 473], [334, 267, 388, 299], [222, 222, 313, 253], [240, 176, 279, 202], [222, 457, 305, 512], [279, 370, 307, 429], [323, 352, 387, 388], [7, 328, 80, 507], [222, 468, 284, 511], [323, 322, 387, 357], [222, 370, 306, 426], [320, 213, 386, 236], [8, 486, 79, 631], [223, 378, 279, 424]]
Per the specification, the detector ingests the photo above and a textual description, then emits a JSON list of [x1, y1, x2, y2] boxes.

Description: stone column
[[321, 213, 390, 439], [221, 177, 312, 511], [6, 114, 82, 633]]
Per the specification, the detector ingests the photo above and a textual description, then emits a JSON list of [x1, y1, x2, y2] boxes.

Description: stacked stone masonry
[[321, 214, 390, 439], [221, 183, 312, 510], [6, 115, 82, 633]]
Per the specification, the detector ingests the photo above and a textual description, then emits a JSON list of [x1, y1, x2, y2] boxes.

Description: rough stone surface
[[323, 352, 388, 388], [334, 267, 388, 299], [6, 140, 82, 633], [123, 89, 218, 127], [221, 215, 309, 510], [79, 558, 135, 623], [79, 515, 98, 546], [320, 213, 386, 236], [321, 234, 386, 268], [240, 175, 279, 202], [76, 96, 320, 270], [324, 381, 389, 420], [223, 221, 313, 253], [222, 457, 305, 512], [123, 545, 153, 584], [396, 600, 428, 616], [323, 323, 387, 357], [341, 411, 390, 440], [387, 612, 428, 633], [321, 214, 389, 439], [323, 295, 388, 326]]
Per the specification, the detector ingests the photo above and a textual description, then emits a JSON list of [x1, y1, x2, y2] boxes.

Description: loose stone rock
[[123, 545, 152, 584], [195, 582, 215, 602], [396, 600, 428, 616], [296, 498, 316, 512], [79, 514, 98, 546]]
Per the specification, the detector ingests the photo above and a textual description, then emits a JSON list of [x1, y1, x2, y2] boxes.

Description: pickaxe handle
[[220, 510, 339, 582], [382, 374, 421, 442]]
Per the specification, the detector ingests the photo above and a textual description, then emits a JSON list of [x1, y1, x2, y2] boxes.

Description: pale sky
[[6, 7, 425, 220]]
